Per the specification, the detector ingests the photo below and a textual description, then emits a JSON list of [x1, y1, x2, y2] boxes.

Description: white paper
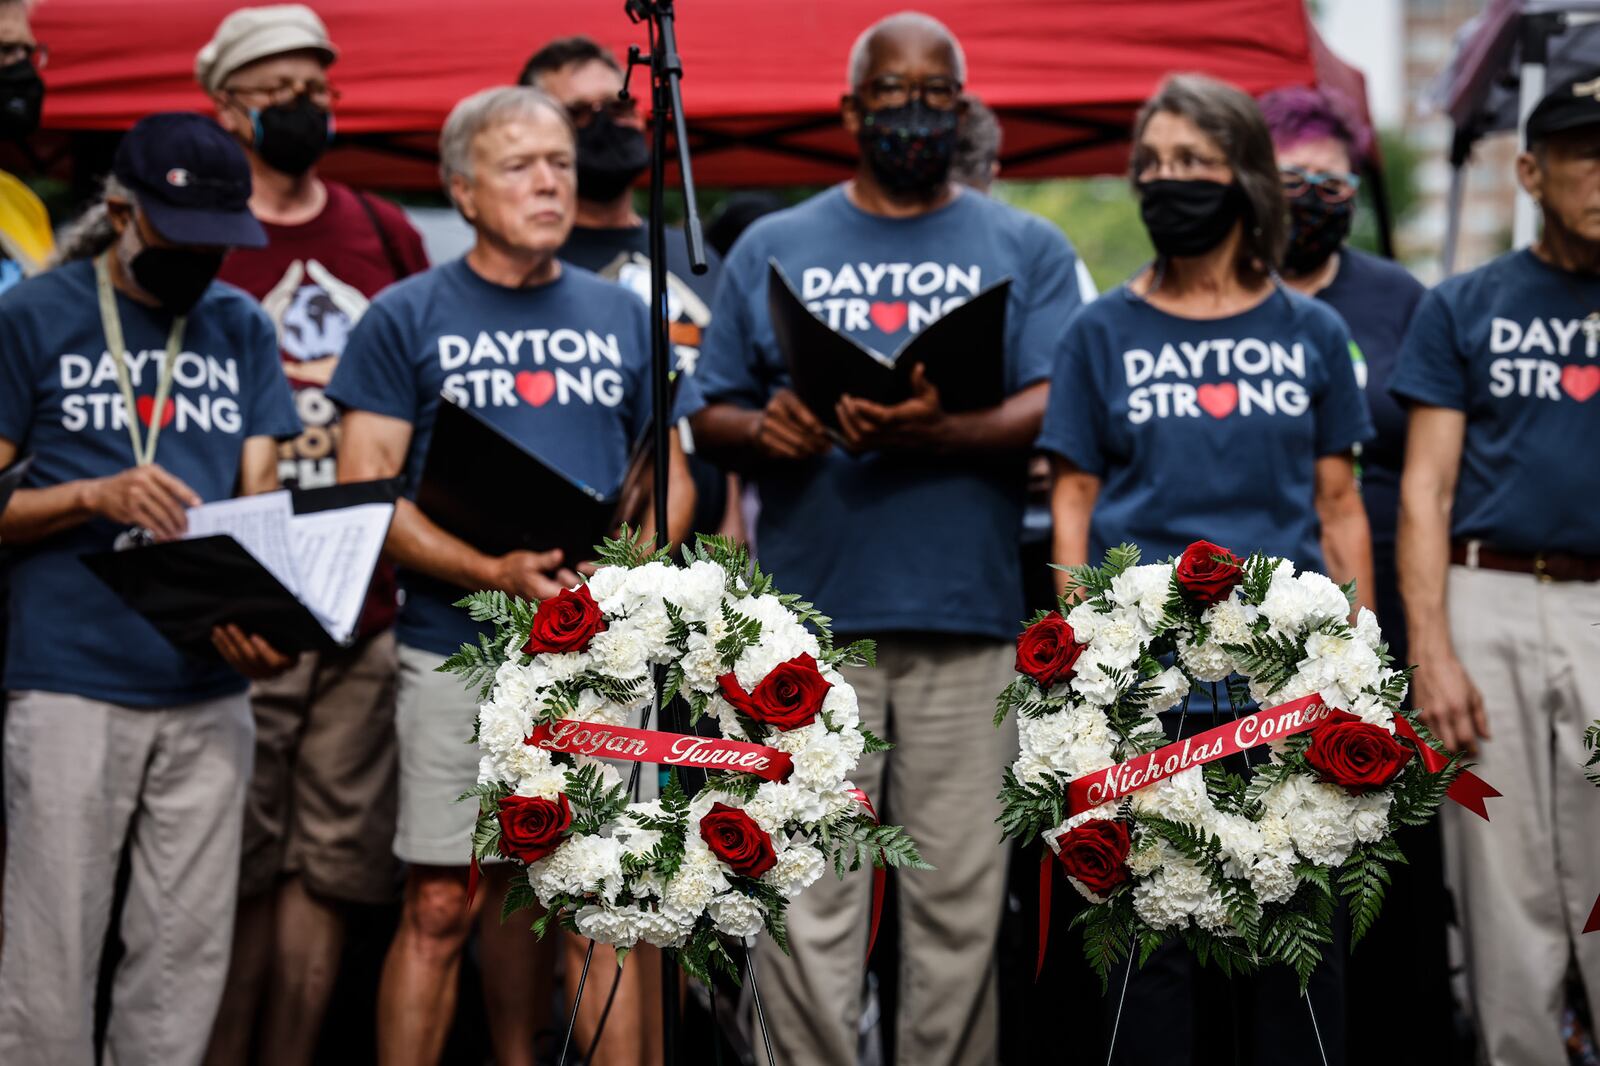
[[288, 503, 394, 644], [184, 491, 301, 598]]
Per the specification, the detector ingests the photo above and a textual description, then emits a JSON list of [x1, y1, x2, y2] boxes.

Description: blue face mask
[[250, 95, 333, 176]]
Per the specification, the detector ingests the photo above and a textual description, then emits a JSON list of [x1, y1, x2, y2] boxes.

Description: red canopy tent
[[26, 0, 1373, 190]]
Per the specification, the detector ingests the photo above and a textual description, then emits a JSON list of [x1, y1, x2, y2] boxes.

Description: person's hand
[[211, 624, 296, 680], [489, 549, 581, 602], [835, 365, 945, 452], [1412, 645, 1490, 756], [752, 389, 832, 461], [82, 464, 202, 541]]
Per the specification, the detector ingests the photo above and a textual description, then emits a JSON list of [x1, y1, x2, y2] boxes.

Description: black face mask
[[1282, 188, 1353, 274], [129, 245, 226, 314], [856, 100, 960, 195], [1139, 179, 1249, 258], [251, 94, 332, 176], [0, 58, 43, 141], [575, 110, 649, 203]]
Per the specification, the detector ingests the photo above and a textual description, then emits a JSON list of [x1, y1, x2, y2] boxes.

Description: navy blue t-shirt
[[1038, 283, 1373, 571], [1390, 248, 1600, 554], [327, 258, 652, 656], [0, 259, 299, 706], [677, 184, 1088, 641]]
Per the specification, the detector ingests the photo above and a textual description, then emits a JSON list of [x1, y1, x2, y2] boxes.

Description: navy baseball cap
[[112, 112, 267, 248], [1526, 72, 1600, 144]]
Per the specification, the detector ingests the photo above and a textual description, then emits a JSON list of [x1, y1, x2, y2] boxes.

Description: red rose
[[497, 793, 572, 863], [523, 584, 607, 655], [1305, 720, 1414, 794], [699, 802, 777, 878], [717, 653, 831, 732], [1175, 540, 1244, 607], [1015, 614, 1085, 688], [1055, 819, 1133, 896]]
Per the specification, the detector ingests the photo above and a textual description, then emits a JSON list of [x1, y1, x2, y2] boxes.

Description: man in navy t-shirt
[[0, 114, 300, 1066], [679, 14, 1088, 1064], [1392, 74, 1600, 1066], [329, 86, 685, 1064]]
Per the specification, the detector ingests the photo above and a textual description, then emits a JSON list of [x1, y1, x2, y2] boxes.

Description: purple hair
[[1257, 86, 1371, 170]]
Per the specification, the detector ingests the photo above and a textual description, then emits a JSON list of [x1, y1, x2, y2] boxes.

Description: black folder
[[416, 399, 643, 568], [82, 479, 400, 661], [0, 454, 32, 517], [766, 259, 1011, 430]]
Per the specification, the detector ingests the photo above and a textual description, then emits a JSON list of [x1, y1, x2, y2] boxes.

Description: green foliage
[[1067, 896, 1137, 991], [995, 178, 1151, 293], [858, 727, 893, 755], [716, 600, 764, 668], [440, 631, 510, 702], [1238, 552, 1277, 606], [1587, 721, 1600, 787], [819, 811, 931, 878], [746, 881, 791, 954], [822, 638, 877, 670], [596, 525, 672, 569], [566, 762, 631, 837], [1259, 890, 1333, 990], [997, 766, 1068, 842], [677, 924, 740, 985], [1219, 632, 1306, 697], [1338, 841, 1400, 945], [501, 878, 541, 924], [1058, 542, 1141, 603]]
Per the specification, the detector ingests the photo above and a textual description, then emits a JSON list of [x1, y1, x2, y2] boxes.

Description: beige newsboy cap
[[195, 4, 338, 94]]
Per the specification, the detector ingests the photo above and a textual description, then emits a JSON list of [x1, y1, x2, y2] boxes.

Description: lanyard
[[95, 253, 186, 467]]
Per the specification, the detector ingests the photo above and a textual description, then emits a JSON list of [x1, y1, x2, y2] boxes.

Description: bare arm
[[237, 436, 281, 496], [339, 409, 574, 600], [836, 372, 1048, 455], [1315, 453, 1375, 616], [1397, 404, 1487, 754], [0, 437, 201, 544], [1049, 455, 1100, 598]]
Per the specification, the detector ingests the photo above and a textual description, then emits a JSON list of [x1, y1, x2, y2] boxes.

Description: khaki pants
[[756, 634, 1017, 1066], [241, 630, 400, 902], [0, 688, 254, 1066], [1442, 566, 1600, 1066]]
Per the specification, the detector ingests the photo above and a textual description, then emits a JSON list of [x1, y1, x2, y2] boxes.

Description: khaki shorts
[[393, 642, 489, 866], [240, 629, 401, 903]]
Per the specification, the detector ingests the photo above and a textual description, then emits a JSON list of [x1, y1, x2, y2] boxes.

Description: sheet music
[[184, 491, 301, 598], [289, 503, 393, 644]]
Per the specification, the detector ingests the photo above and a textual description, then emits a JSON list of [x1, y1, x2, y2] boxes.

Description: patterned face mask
[[1282, 188, 1354, 275], [856, 100, 960, 195]]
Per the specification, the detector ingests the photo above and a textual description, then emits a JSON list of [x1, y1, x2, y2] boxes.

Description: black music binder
[[416, 399, 645, 567], [82, 479, 400, 660], [766, 259, 1011, 430]]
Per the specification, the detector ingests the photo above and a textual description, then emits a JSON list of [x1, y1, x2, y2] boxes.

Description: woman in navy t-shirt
[[1037, 75, 1374, 1066]]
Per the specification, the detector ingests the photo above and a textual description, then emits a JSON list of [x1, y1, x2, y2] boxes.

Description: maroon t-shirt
[[219, 180, 430, 636]]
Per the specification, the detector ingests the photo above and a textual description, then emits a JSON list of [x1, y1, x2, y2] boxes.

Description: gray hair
[[1130, 73, 1287, 280], [952, 95, 1001, 191], [49, 175, 136, 267], [846, 11, 967, 89], [438, 86, 573, 200]]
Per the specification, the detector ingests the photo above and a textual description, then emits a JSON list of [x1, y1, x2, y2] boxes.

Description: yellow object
[[0, 169, 54, 275]]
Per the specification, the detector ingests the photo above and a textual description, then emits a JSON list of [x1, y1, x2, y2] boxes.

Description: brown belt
[[1450, 540, 1600, 583]]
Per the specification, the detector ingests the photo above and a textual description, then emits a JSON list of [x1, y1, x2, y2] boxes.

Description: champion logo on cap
[[166, 168, 192, 187]]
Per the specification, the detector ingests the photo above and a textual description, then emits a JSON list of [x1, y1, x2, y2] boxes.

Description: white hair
[[846, 11, 967, 89], [438, 86, 572, 200], [49, 175, 135, 267]]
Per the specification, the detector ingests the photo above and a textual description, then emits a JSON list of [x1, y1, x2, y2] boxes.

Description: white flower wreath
[[446, 537, 925, 979], [996, 541, 1461, 987]]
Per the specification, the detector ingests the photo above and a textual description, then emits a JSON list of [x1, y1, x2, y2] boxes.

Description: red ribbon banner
[[847, 787, 888, 965], [525, 720, 793, 782]]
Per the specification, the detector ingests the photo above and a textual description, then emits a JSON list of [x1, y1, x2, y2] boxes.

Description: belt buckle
[[1535, 554, 1553, 583]]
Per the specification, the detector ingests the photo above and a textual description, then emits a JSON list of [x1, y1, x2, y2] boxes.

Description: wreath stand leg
[[745, 943, 778, 1066], [1103, 935, 1138, 1066], [1303, 988, 1331, 1066], [556, 942, 596, 1066]]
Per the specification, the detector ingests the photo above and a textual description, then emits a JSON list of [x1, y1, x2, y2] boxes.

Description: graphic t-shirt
[[327, 258, 653, 656], [561, 223, 728, 534], [1317, 248, 1426, 665], [1390, 248, 1600, 554], [218, 181, 428, 633], [677, 184, 1089, 641], [0, 259, 300, 706], [1038, 284, 1373, 571]]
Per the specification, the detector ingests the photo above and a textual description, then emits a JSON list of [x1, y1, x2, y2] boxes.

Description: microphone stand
[[621, 4, 706, 1063]]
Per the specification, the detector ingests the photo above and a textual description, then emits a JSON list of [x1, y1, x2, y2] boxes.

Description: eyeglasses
[[1133, 150, 1231, 182], [1280, 165, 1360, 203], [856, 75, 963, 111], [565, 97, 639, 129], [224, 78, 340, 108], [0, 41, 46, 69]]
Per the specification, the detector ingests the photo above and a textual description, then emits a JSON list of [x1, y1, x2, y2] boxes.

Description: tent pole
[[1514, 14, 1557, 249], [1441, 159, 1466, 278], [1365, 159, 1395, 259]]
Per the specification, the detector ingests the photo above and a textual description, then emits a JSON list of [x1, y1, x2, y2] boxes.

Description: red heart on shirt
[[136, 395, 176, 428], [869, 301, 908, 333], [515, 370, 557, 407], [1196, 382, 1238, 419], [1562, 365, 1600, 403]]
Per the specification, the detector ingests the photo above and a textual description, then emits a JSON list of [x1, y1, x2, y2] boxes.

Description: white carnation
[[668, 560, 728, 621], [1110, 564, 1174, 631], [765, 842, 825, 897], [575, 904, 642, 948], [586, 626, 649, 681], [1353, 607, 1384, 651], [1146, 666, 1191, 716], [708, 892, 766, 938], [791, 730, 852, 791], [1178, 637, 1234, 683], [635, 908, 693, 948]]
